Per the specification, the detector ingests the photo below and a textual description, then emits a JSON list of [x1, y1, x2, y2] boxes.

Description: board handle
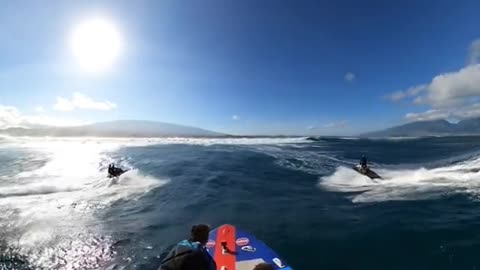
[[221, 241, 238, 255]]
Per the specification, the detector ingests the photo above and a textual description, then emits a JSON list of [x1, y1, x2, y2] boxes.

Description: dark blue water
[[2, 137, 480, 270]]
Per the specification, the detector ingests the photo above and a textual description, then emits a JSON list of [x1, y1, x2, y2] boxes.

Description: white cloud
[[307, 125, 317, 130], [405, 103, 480, 122], [232, 115, 239, 120], [0, 105, 85, 128], [35, 106, 45, 112], [0, 106, 23, 127], [387, 39, 480, 106], [344, 72, 355, 82], [53, 92, 117, 111], [387, 39, 480, 122], [71, 93, 117, 110], [386, 90, 406, 102], [54, 97, 75, 111], [385, 85, 426, 102], [469, 39, 480, 65], [390, 64, 480, 121], [23, 115, 86, 127], [424, 65, 480, 107], [413, 96, 424, 105], [454, 103, 480, 119], [405, 109, 450, 122], [324, 120, 348, 128]]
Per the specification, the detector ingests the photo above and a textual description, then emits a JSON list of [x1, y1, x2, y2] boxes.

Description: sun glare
[[71, 17, 122, 73]]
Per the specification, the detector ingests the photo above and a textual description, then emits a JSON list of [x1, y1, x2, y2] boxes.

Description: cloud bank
[[0, 105, 86, 128], [386, 39, 480, 122], [53, 92, 117, 111]]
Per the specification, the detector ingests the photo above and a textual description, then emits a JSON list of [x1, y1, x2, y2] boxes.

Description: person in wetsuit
[[359, 155, 368, 172], [108, 164, 114, 176], [108, 163, 126, 177], [159, 224, 216, 270]]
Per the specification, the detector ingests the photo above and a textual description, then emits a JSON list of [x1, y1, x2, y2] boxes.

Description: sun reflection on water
[[0, 139, 166, 269]]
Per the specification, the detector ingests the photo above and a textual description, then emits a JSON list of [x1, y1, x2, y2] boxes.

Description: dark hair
[[253, 263, 275, 270], [191, 224, 210, 245]]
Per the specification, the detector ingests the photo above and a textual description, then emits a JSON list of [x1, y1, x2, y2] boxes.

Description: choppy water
[[2, 136, 480, 269]]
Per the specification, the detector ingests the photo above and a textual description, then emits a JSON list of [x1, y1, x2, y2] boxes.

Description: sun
[[71, 17, 123, 73]]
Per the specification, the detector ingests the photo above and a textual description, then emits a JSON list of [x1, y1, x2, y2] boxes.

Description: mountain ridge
[[362, 118, 480, 137], [0, 120, 225, 137]]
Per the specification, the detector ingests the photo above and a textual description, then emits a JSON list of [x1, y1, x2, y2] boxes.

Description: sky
[[0, 0, 479, 135]]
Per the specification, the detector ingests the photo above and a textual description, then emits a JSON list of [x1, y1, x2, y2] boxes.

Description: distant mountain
[[0, 120, 225, 137], [362, 118, 480, 137]]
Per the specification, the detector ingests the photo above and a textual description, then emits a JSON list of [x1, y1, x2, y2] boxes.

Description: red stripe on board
[[214, 224, 236, 270]]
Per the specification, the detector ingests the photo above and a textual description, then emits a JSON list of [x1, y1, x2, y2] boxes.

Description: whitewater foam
[[0, 136, 309, 148], [0, 140, 169, 269], [319, 157, 480, 203]]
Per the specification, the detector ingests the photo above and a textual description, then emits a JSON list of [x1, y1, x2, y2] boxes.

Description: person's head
[[253, 263, 275, 270], [191, 224, 210, 245]]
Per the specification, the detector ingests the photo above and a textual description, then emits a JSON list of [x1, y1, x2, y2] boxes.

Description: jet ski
[[353, 164, 382, 179], [107, 164, 128, 178]]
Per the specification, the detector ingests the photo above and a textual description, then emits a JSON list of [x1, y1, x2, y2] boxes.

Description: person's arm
[[159, 248, 177, 270]]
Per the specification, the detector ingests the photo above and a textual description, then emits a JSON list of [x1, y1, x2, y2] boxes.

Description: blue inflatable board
[[207, 224, 293, 270]]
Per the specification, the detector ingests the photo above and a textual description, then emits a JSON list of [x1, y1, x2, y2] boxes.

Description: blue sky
[[1, 0, 479, 135]]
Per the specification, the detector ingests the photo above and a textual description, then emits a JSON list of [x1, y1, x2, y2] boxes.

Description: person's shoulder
[[176, 239, 190, 246], [177, 240, 202, 248], [175, 240, 203, 254]]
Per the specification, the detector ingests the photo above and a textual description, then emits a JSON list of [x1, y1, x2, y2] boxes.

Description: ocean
[[2, 136, 480, 270]]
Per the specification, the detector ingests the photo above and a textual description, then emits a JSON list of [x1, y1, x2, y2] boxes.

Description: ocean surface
[[2, 136, 480, 270]]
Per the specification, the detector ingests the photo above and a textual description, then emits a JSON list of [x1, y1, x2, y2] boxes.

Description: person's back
[[360, 156, 367, 168], [108, 163, 126, 177], [160, 240, 211, 270], [159, 224, 216, 270]]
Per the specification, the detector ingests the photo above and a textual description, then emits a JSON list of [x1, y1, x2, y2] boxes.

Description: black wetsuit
[[108, 165, 125, 177], [360, 157, 368, 170]]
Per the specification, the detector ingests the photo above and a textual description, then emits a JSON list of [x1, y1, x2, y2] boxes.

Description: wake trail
[[0, 140, 171, 270], [319, 156, 480, 203]]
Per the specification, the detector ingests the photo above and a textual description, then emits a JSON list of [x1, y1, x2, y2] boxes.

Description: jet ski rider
[[359, 155, 368, 173], [108, 163, 125, 177]]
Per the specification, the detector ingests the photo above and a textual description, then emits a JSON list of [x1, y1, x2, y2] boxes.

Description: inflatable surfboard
[[207, 224, 293, 270]]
